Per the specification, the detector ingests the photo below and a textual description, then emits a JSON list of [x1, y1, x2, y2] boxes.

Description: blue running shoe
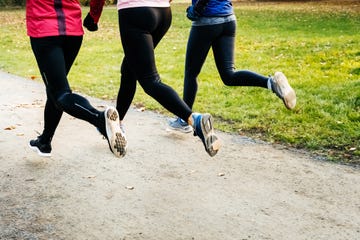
[[192, 113, 221, 157], [168, 117, 193, 133]]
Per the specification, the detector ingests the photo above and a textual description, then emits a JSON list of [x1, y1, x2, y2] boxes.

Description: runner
[[26, 0, 127, 157], [169, 0, 296, 132], [115, 0, 221, 156]]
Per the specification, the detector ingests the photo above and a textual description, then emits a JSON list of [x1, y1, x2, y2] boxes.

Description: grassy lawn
[[0, 1, 359, 164]]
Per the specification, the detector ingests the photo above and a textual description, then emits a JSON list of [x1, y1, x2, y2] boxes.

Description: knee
[[221, 76, 232, 86], [139, 76, 161, 95], [55, 91, 72, 110], [220, 72, 234, 86], [222, 79, 233, 86]]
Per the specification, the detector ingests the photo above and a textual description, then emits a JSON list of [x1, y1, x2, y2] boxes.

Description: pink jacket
[[26, 0, 105, 37]]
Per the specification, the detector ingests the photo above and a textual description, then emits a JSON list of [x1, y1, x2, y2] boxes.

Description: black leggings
[[184, 20, 269, 109], [30, 36, 104, 142], [116, 7, 192, 121]]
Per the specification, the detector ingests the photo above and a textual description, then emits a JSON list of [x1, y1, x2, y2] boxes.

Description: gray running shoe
[[168, 117, 193, 133], [104, 106, 127, 157], [192, 113, 221, 157], [271, 72, 296, 110]]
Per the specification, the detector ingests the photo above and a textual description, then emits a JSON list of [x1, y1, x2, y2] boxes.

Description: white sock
[[267, 77, 273, 90]]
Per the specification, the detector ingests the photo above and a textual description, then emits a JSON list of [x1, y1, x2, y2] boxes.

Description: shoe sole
[[274, 72, 296, 110], [105, 107, 127, 158], [199, 114, 221, 157], [167, 118, 193, 133], [168, 124, 193, 134], [167, 126, 193, 133], [28, 144, 51, 157]]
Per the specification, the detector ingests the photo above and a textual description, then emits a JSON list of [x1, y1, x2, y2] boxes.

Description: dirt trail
[[0, 71, 359, 240]]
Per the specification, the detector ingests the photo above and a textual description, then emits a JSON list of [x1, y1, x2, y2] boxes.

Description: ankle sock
[[267, 77, 273, 91]]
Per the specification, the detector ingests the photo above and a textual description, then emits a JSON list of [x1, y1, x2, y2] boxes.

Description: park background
[[0, 0, 359, 164]]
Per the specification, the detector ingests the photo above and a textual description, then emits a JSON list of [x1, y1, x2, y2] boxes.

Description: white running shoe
[[104, 106, 127, 157], [192, 113, 221, 157], [271, 72, 296, 110]]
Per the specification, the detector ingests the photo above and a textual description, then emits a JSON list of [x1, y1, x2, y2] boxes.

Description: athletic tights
[[116, 7, 192, 121], [30, 36, 104, 142], [184, 20, 269, 109]]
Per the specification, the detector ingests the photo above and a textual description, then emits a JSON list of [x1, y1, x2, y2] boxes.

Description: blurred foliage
[[1, 0, 357, 7], [0, 0, 116, 7], [80, 0, 116, 6], [0, 0, 25, 7]]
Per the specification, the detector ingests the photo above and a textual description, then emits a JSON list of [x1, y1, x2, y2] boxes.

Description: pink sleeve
[[89, 0, 105, 23]]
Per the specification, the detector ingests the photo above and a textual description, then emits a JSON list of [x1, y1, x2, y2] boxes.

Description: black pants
[[30, 36, 104, 142], [116, 7, 192, 121], [184, 20, 269, 109]]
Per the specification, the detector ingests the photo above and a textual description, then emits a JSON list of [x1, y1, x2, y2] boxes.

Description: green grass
[[0, 2, 359, 164]]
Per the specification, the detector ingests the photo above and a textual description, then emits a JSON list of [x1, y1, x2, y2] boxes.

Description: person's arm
[[83, 0, 105, 31], [193, 0, 210, 14], [187, 0, 210, 21], [89, 0, 105, 23]]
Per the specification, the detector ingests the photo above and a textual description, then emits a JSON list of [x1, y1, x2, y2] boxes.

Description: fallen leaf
[[83, 175, 96, 179], [136, 107, 145, 112], [4, 126, 16, 130]]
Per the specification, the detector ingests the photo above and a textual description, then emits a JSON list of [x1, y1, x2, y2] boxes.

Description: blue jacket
[[192, 0, 233, 17]]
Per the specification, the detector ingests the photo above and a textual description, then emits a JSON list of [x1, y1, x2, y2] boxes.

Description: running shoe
[[271, 72, 296, 110], [168, 117, 193, 133], [192, 113, 221, 157], [104, 106, 127, 158], [29, 137, 52, 157], [120, 123, 126, 137]]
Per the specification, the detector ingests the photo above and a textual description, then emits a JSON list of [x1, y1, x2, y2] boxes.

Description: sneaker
[[271, 72, 296, 110], [119, 122, 128, 149], [192, 113, 221, 157], [104, 106, 127, 158], [168, 117, 193, 133], [120, 123, 126, 137], [29, 137, 52, 157]]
